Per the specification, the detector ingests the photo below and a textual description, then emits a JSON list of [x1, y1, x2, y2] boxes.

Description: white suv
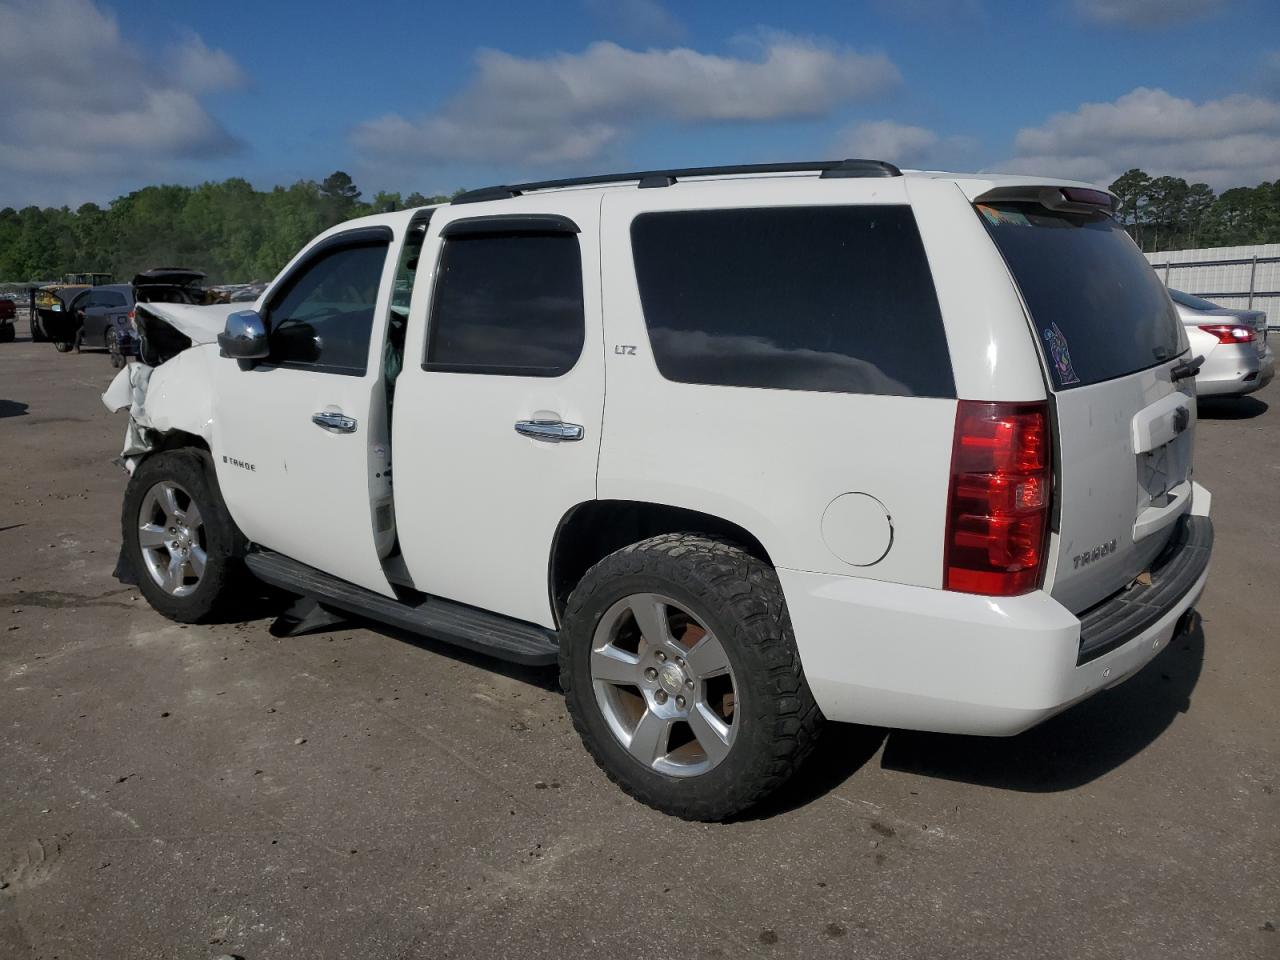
[[104, 159, 1213, 820]]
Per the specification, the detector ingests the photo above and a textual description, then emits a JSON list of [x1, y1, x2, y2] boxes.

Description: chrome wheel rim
[[591, 593, 738, 778], [137, 480, 206, 597]]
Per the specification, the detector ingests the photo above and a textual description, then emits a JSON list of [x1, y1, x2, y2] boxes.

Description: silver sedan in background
[[1170, 289, 1275, 397]]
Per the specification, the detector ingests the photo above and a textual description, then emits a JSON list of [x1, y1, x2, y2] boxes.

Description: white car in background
[[1169, 289, 1274, 397]]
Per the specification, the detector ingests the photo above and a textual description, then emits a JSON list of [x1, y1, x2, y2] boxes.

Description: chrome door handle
[[312, 411, 358, 434], [514, 419, 584, 443]]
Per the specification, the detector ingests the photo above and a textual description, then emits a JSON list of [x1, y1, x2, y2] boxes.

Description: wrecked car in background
[[31, 272, 113, 347], [0, 293, 16, 343]]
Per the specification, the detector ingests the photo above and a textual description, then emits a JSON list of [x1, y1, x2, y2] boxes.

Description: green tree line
[[1107, 169, 1280, 252], [0, 172, 452, 286], [3, 167, 1279, 285]]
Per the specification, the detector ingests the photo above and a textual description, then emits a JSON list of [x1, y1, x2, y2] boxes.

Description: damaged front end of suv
[[100, 301, 239, 469]]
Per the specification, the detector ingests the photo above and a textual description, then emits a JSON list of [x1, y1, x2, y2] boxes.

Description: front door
[[391, 195, 605, 627], [210, 225, 401, 597]]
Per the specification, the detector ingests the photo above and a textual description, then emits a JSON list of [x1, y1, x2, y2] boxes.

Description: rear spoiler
[[974, 185, 1118, 216]]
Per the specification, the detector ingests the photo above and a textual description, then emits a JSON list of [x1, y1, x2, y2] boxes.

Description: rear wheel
[[122, 449, 245, 622], [0, 322, 13, 343], [560, 534, 823, 821]]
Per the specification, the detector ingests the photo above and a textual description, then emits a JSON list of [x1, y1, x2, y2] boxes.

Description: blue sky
[[2, 0, 1279, 207]]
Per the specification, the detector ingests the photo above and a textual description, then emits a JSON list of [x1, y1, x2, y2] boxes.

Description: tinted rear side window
[[977, 203, 1183, 389], [426, 233, 584, 377], [630, 206, 954, 398]]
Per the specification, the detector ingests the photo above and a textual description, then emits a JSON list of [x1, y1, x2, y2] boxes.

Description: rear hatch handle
[[1170, 355, 1204, 382]]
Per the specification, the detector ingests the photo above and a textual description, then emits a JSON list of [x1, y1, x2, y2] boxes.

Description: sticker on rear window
[[1042, 322, 1081, 385], [977, 204, 1030, 227]]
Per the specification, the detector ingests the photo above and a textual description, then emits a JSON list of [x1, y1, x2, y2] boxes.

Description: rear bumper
[[780, 502, 1212, 737], [1196, 343, 1274, 396]]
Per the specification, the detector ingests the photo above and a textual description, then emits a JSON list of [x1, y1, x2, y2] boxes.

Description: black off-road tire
[[0, 323, 13, 343], [122, 448, 246, 623], [560, 533, 824, 821]]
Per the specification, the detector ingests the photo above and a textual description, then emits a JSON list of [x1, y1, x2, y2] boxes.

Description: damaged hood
[[136, 301, 237, 344]]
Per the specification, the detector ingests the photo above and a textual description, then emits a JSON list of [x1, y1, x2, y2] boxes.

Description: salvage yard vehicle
[[65, 282, 132, 358], [0, 294, 15, 342], [32, 272, 112, 347], [103, 160, 1214, 820], [1169, 289, 1275, 397]]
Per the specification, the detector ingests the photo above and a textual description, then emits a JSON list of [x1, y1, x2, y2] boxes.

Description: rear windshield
[[978, 202, 1183, 389]]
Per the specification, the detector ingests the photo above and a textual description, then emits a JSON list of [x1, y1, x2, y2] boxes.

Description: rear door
[[391, 195, 604, 628], [86, 290, 130, 343], [976, 195, 1194, 612]]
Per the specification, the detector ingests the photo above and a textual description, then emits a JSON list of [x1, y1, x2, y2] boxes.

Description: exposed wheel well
[[148, 429, 210, 456], [549, 500, 774, 623]]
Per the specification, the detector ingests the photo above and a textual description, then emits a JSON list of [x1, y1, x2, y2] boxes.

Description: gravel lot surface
[[1, 316, 1277, 959]]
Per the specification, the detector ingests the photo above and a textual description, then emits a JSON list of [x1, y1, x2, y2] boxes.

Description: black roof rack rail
[[451, 158, 902, 204]]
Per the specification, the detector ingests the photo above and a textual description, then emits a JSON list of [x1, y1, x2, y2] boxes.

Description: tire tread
[[560, 533, 823, 821]]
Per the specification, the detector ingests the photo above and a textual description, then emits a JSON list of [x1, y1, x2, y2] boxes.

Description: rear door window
[[629, 206, 954, 398], [977, 203, 1183, 389], [425, 233, 584, 377]]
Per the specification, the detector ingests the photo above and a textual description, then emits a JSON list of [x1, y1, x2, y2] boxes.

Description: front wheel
[[122, 449, 245, 622], [560, 534, 823, 821]]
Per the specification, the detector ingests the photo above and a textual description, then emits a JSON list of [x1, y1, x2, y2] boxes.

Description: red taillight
[[944, 401, 1052, 596], [1198, 323, 1254, 344]]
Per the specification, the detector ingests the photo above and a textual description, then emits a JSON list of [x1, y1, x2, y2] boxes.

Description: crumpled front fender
[[101, 345, 218, 471]]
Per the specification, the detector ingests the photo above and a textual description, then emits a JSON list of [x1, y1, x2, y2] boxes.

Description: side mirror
[[217, 309, 269, 361]]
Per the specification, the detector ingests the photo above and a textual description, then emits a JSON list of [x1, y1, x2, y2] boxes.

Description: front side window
[[267, 242, 388, 376], [425, 233, 584, 377], [630, 206, 954, 398]]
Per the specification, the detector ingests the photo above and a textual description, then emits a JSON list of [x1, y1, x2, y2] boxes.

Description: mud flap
[[268, 596, 350, 638], [112, 541, 139, 586]]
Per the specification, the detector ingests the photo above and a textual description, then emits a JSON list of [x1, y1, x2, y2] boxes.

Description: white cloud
[[994, 87, 1280, 188], [169, 33, 250, 94], [352, 34, 900, 167], [831, 120, 979, 168], [583, 0, 686, 44], [0, 0, 244, 207], [1072, 0, 1229, 27]]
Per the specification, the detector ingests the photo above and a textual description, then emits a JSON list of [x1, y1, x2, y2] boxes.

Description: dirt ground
[[1, 313, 1277, 960]]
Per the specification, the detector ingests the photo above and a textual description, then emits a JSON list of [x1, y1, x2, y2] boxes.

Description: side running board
[[245, 550, 560, 666]]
